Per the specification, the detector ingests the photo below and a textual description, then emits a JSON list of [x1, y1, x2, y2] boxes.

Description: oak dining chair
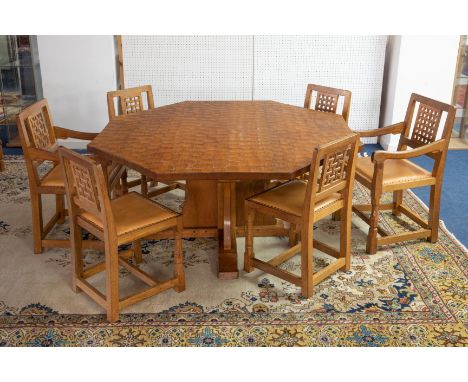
[[244, 134, 359, 297], [304, 84, 352, 122], [352, 93, 455, 254], [301, 84, 354, 221], [107, 85, 185, 197], [16, 99, 104, 254], [59, 147, 185, 322]]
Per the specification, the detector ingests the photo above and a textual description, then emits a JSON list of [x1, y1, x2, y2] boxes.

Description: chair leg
[[288, 223, 298, 247], [133, 240, 142, 264], [428, 184, 442, 243], [300, 224, 314, 298], [56, 194, 66, 224], [173, 221, 185, 293], [332, 210, 341, 221], [367, 189, 381, 255], [70, 222, 83, 293], [141, 175, 148, 196], [392, 190, 403, 216], [30, 192, 44, 254], [340, 206, 351, 272], [121, 170, 128, 195], [243, 206, 255, 273], [105, 242, 120, 323]]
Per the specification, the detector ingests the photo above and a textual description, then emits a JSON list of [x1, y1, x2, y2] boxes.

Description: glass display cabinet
[[453, 35, 468, 141], [0, 35, 42, 148]]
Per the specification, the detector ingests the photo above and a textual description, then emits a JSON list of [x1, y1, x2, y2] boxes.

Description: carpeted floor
[[0, 156, 467, 346]]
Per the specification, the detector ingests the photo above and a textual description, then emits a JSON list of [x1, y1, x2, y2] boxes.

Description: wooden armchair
[[304, 84, 352, 122], [353, 93, 455, 254], [16, 99, 104, 254], [244, 134, 359, 297], [107, 85, 185, 197], [59, 147, 185, 322]]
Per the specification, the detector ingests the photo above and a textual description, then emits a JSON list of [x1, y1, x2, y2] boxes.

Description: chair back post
[[107, 85, 155, 120], [304, 84, 352, 122], [16, 99, 58, 188], [303, 133, 359, 228]]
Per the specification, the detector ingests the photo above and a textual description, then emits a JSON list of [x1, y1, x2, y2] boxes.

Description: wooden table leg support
[[217, 181, 239, 279]]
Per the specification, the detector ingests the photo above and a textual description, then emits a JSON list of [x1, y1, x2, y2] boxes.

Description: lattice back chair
[[16, 99, 102, 254], [353, 93, 455, 254], [59, 147, 185, 322], [107, 85, 155, 119], [244, 134, 359, 297], [304, 84, 352, 122], [106, 85, 185, 197]]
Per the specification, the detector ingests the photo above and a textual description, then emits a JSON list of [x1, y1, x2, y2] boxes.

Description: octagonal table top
[[88, 100, 352, 181]]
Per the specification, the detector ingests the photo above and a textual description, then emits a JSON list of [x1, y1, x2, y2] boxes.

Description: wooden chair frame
[[16, 99, 104, 254], [353, 93, 456, 254], [304, 84, 352, 122], [244, 134, 359, 297], [106, 85, 185, 197], [59, 147, 185, 322]]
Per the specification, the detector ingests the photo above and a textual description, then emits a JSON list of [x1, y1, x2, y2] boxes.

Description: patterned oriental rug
[[0, 156, 467, 347]]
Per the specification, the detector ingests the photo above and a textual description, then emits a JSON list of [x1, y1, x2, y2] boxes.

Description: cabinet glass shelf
[[0, 35, 42, 147]]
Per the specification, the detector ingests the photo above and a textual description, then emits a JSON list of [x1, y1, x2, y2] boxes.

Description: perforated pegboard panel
[[122, 36, 387, 143], [254, 36, 387, 143], [122, 36, 254, 105]]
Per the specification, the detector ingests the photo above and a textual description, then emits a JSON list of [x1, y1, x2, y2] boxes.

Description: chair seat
[[356, 157, 433, 187], [80, 192, 178, 236], [40, 164, 65, 189], [248, 180, 341, 217]]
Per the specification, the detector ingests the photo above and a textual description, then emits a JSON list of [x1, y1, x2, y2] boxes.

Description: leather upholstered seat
[[40, 164, 65, 189], [355, 157, 434, 187], [248, 180, 341, 217], [80, 192, 178, 237]]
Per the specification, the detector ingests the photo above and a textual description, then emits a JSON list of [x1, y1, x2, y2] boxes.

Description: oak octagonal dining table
[[88, 101, 351, 279]]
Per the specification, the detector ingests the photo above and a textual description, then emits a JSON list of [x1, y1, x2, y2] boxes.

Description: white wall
[[37, 35, 117, 147], [380, 35, 459, 150], [122, 35, 387, 142]]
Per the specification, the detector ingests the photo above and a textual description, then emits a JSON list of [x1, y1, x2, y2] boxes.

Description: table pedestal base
[[178, 179, 280, 278]]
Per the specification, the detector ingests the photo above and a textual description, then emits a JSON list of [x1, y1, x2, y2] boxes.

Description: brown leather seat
[[356, 157, 433, 186], [248, 180, 341, 217], [40, 164, 65, 188], [80, 192, 178, 236]]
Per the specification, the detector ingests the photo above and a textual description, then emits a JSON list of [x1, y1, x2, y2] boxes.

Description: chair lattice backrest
[[16, 99, 59, 186], [59, 148, 108, 220], [399, 93, 455, 151], [107, 85, 155, 120], [17, 99, 57, 152], [304, 84, 352, 122], [304, 134, 359, 215]]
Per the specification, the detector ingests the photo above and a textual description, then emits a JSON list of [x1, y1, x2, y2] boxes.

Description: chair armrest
[[28, 147, 60, 162], [354, 122, 405, 138], [372, 139, 446, 163], [54, 126, 98, 140]]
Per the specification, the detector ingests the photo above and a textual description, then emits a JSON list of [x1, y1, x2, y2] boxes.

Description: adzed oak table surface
[[88, 101, 351, 278]]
